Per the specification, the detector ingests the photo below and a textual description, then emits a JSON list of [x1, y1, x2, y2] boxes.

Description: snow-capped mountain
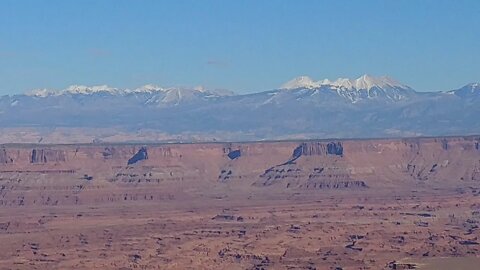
[[282, 74, 407, 90], [281, 76, 325, 89], [281, 74, 415, 102], [145, 87, 234, 106], [448, 83, 480, 99], [0, 76, 479, 142], [26, 75, 413, 104], [29, 85, 122, 97], [27, 84, 234, 106]]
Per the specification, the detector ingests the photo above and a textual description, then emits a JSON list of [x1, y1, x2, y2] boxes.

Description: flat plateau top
[[1, 134, 479, 148]]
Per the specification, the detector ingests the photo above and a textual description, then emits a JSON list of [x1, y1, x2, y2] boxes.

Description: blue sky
[[0, 0, 479, 94]]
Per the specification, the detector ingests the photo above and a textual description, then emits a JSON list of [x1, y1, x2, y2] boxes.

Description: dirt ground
[[0, 185, 478, 269]]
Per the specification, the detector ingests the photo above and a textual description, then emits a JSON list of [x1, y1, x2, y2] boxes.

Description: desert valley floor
[[0, 136, 479, 269]]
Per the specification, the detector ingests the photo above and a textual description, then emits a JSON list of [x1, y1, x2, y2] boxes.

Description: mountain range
[[1, 75, 479, 142]]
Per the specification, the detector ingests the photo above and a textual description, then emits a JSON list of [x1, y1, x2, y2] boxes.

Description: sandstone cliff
[[0, 136, 478, 207]]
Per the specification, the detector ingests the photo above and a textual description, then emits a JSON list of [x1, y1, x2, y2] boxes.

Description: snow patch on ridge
[[281, 74, 409, 90], [27, 84, 234, 98]]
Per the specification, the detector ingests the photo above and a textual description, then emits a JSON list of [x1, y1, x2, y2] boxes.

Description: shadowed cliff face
[[0, 149, 13, 164], [295, 142, 343, 157], [0, 136, 478, 206], [30, 149, 67, 164], [257, 141, 357, 188], [127, 147, 148, 165]]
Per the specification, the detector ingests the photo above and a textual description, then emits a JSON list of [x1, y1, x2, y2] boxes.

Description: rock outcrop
[[127, 147, 148, 165], [292, 141, 344, 160], [0, 136, 476, 206], [0, 149, 13, 164], [30, 149, 67, 164]]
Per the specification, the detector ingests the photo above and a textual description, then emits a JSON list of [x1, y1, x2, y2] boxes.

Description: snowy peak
[[66, 85, 125, 95], [448, 83, 480, 98], [281, 74, 410, 91], [458, 82, 480, 92], [28, 88, 53, 98], [132, 84, 166, 93], [279, 74, 414, 103], [27, 84, 233, 98], [333, 74, 408, 90], [281, 76, 322, 89], [29, 85, 121, 97]]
